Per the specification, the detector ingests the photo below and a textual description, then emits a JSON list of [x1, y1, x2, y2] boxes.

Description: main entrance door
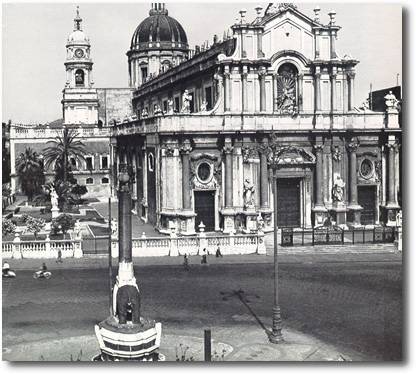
[[276, 178, 301, 227], [358, 185, 377, 225], [194, 190, 215, 232]]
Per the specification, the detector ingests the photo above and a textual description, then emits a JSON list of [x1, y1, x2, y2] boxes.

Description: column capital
[[241, 72, 248, 80], [386, 142, 400, 150], [258, 70, 267, 79], [223, 72, 230, 79], [346, 141, 359, 153], [315, 72, 321, 79], [346, 71, 356, 80], [223, 144, 234, 154], [180, 143, 192, 155], [313, 144, 324, 152]]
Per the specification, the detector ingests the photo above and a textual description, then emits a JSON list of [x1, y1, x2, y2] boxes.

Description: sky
[[1, 1, 402, 123]]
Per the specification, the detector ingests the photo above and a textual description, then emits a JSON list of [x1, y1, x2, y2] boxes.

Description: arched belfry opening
[[276, 63, 298, 114], [75, 69, 85, 87]]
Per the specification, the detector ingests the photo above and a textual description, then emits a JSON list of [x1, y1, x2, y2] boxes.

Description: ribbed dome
[[130, 4, 188, 51]]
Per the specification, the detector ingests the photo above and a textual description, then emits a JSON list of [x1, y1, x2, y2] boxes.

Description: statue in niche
[[276, 63, 297, 115], [181, 90, 192, 113], [200, 100, 207, 112], [332, 174, 345, 203], [167, 99, 174, 114], [243, 178, 255, 209]]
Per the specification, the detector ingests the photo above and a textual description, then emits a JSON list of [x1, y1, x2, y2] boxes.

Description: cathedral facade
[[113, 3, 402, 235]]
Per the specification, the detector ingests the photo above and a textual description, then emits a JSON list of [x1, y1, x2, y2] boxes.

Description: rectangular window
[[189, 92, 195, 113], [141, 67, 148, 81], [205, 86, 212, 110], [85, 156, 94, 170], [174, 97, 180, 112], [163, 100, 168, 113], [101, 155, 108, 169]]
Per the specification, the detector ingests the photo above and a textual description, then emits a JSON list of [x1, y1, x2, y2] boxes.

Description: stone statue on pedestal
[[384, 91, 400, 111], [181, 90, 191, 113], [50, 187, 58, 209], [244, 178, 255, 209], [332, 175, 345, 203], [167, 99, 174, 114]]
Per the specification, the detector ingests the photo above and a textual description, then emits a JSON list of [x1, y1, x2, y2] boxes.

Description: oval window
[[197, 162, 211, 182], [360, 159, 373, 179]]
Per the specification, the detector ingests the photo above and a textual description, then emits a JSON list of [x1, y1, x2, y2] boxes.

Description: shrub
[[25, 216, 46, 239], [2, 219, 16, 236], [52, 214, 75, 236]]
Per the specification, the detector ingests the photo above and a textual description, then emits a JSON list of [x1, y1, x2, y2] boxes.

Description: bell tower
[[62, 7, 98, 125]]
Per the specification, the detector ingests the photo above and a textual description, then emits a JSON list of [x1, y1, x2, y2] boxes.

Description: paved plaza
[[2, 249, 402, 361]]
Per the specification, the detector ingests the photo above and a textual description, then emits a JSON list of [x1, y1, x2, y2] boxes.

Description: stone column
[[224, 72, 231, 112], [241, 69, 248, 112], [330, 71, 337, 113], [259, 138, 269, 208], [273, 74, 278, 112], [347, 140, 362, 226], [384, 139, 400, 226], [347, 71, 355, 111], [387, 143, 398, 206], [180, 141, 192, 210], [297, 74, 303, 112], [224, 143, 234, 208], [259, 71, 266, 112], [312, 143, 326, 226], [330, 30, 337, 59], [315, 72, 321, 112]]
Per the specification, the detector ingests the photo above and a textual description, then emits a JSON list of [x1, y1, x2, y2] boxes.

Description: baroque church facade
[[113, 3, 402, 235]]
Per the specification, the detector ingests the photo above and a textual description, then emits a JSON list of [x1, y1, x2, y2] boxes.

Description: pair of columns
[[223, 69, 267, 112]]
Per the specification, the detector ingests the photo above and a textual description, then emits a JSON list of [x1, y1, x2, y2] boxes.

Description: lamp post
[[269, 156, 283, 343]]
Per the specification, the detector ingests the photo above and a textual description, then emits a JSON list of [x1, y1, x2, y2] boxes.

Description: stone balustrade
[[3, 232, 266, 259], [112, 111, 389, 137], [10, 125, 110, 139], [2, 238, 82, 259]]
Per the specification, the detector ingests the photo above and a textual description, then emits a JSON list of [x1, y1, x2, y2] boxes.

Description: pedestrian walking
[[183, 253, 190, 270], [215, 245, 223, 258], [56, 248, 63, 263], [201, 248, 208, 265]]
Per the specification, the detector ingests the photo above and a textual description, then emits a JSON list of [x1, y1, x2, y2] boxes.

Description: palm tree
[[43, 127, 86, 184], [15, 148, 44, 201]]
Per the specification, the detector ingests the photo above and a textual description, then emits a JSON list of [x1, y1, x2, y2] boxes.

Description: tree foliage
[[24, 215, 46, 239], [52, 214, 75, 236], [43, 127, 86, 184], [15, 148, 44, 201]]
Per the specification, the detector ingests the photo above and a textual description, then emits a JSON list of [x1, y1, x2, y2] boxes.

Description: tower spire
[[74, 6, 82, 31]]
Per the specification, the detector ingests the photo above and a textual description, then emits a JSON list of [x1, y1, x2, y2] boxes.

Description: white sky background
[[1, 1, 402, 123]]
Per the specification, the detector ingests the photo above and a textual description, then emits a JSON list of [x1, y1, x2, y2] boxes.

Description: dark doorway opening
[[276, 178, 301, 227], [194, 190, 215, 232], [358, 185, 377, 225]]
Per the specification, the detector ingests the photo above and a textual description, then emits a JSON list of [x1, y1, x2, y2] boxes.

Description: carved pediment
[[268, 146, 316, 165]]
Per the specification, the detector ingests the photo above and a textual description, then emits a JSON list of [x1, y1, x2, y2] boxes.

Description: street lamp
[[268, 150, 284, 344]]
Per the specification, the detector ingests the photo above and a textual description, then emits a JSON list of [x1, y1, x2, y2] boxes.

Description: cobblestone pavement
[[2, 253, 402, 361]]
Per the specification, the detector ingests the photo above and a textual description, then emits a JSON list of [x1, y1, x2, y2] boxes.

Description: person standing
[[56, 248, 63, 263], [183, 253, 190, 271], [201, 248, 208, 265], [215, 246, 223, 258]]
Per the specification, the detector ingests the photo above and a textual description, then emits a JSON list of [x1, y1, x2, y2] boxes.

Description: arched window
[[276, 63, 298, 114], [101, 177, 109, 184], [75, 69, 85, 87], [86, 177, 94, 185]]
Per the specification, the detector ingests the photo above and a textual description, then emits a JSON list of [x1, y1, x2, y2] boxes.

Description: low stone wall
[[2, 232, 266, 259]]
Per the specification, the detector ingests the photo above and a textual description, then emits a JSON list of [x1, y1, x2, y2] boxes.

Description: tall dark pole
[[108, 197, 113, 315], [269, 170, 283, 343]]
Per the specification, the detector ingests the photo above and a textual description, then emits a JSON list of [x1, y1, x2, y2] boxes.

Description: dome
[[130, 4, 188, 51], [67, 7, 89, 44], [68, 30, 89, 43]]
